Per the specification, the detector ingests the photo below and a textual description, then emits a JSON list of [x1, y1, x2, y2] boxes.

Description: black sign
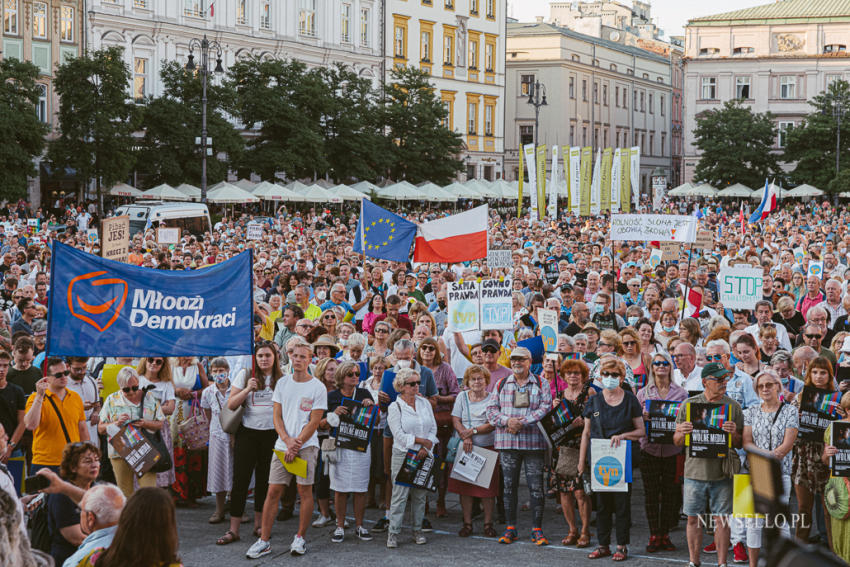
[[646, 400, 681, 445], [798, 386, 840, 443], [335, 398, 379, 452], [831, 421, 850, 477], [537, 399, 581, 449], [394, 449, 442, 493], [686, 402, 730, 459]]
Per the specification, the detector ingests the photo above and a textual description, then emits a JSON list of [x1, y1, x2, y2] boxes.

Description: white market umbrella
[[298, 184, 342, 203], [232, 179, 257, 192], [253, 181, 297, 201], [376, 181, 425, 201], [141, 183, 186, 201], [314, 179, 334, 189], [716, 184, 752, 198], [443, 181, 477, 199], [417, 182, 457, 202], [206, 182, 260, 204], [465, 179, 500, 199], [329, 184, 370, 201], [490, 179, 518, 200], [174, 183, 202, 200], [285, 180, 311, 194], [350, 181, 378, 197], [687, 184, 719, 198], [667, 183, 693, 197], [785, 184, 823, 198], [108, 183, 142, 197]]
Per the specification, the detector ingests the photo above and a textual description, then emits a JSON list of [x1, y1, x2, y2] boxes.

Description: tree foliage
[[783, 80, 850, 193], [693, 100, 780, 188], [48, 47, 139, 208], [136, 61, 243, 187], [0, 59, 48, 200]]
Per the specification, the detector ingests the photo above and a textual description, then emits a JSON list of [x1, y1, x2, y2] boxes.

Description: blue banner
[[47, 242, 254, 357]]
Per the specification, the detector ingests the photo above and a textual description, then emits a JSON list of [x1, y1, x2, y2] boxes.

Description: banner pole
[[680, 242, 695, 321]]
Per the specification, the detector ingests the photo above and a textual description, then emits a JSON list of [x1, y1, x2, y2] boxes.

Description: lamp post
[[832, 99, 845, 180], [185, 35, 224, 204], [527, 80, 547, 153]]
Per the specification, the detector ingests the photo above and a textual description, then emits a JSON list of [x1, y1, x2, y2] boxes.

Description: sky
[[508, 0, 771, 38]]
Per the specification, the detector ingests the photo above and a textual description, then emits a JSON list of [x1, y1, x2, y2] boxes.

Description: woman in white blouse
[[386, 368, 438, 549]]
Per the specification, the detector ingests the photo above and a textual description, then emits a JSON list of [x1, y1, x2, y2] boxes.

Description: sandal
[[216, 530, 240, 546], [208, 512, 225, 524], [562, 530, 579, 546], [612, 546, 628, 561], [588, 546, 611, 559], [483, 523, 498, 538], [577, 532, 592, 548], [459, 523, 473, 537]]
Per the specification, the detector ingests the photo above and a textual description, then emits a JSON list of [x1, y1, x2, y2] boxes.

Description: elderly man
[[672, 343, 704, 392], [744, 300, 792, 351], [61, 484, 126, 567], [796, 275, 824, 320], [821, 279, 846, 331], [704, 340, 759, 411], [319, 283, 355, 321], [797, 322, 837, 368]]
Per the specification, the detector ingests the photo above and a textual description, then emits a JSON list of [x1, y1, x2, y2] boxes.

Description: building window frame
[[36, 83, 47, 123], [32, 1, 47, 39], [779, 75, 796, 99], [4, 0, 18, 35], [735, 75, 751, 100], [299, 0, 317, 37], [133, 56, 149, 101], [700, 76, 717, 100], [59, 5, 74, 42], [777, 121, 794, 147], [340, 2, 351, 43]]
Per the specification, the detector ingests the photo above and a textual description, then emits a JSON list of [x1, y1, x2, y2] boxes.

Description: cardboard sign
[[246, 223, 264, 241], [335, 398, 379, 452], [109, 423, 165, 478], [590, 438, 632, 492], [449, 446, 498, 488], [808, 261, 824, 279], [609, 214, 698, 243], [86, 228, 99, 243], [648, 248, 663, 269], [101, 215, 129, 263], [718, 266, 763, 310], [447, 280, 480, 332], [685, 402, 730, 459], [538, 308, 559, 352], [487, 249, 512, 269], [157, 227, 180, 245], [660, 242, 679, 261], [479, 278, 512, 330], [645, 400, 681, 444], [693, 230, 713, 251]]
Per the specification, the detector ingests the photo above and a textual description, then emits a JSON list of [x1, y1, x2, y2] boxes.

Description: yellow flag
[[600, 148, 612, 213], [579, 147, 592, 217]]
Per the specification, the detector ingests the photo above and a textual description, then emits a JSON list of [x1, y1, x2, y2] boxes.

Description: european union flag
[[353, 200, 416, 262]]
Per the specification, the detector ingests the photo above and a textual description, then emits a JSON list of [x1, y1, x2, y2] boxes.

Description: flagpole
[[680, 241, 695, 321]]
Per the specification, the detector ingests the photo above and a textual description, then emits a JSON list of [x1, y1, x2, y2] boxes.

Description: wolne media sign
[[47, 241, 254, 357]]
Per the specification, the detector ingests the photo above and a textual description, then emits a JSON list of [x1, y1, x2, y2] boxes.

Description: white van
[[115, 201, 212, 238]]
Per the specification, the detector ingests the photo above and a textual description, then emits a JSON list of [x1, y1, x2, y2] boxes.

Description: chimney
[[536, 16, 544, 23]]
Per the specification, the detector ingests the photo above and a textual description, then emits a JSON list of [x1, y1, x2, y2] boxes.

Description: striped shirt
[[486, 373, 552, 451]]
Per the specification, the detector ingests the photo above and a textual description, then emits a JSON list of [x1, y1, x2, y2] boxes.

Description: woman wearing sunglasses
[[137, 357, 176, 490], [636, 352, 687, 553], [98, 367, 165, 497]]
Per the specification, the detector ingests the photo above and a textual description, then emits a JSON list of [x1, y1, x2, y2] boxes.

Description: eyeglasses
[[419, 345, 436, 352], [482, 347, 499, 354], [706, 354, 724, 362], [622, 341, 637, 347], [122, 385, 140, 393], [805, 334, 822, 339], [600, 372, 622, 379], [51, 370, 71, 378], [323, 314, 336, 319], [345, 371, 357, 378], [78, 458, 100, 466], [405, 381, 421, 386], [598, 342, 613, 348], [652, 360, 671, 367], [757, 383, 779, 390], [149, 359, 163, 365]]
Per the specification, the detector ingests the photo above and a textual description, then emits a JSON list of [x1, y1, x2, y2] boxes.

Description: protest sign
[[447, 280, 480, 332], [486, 249, 512, 269], [48, 241, 254, 357], [793, 247, 805, 264], [648, 249, 663, 269], [86, 229, 99, 243], [335, 398, 379, 452], [101, 215, 129, 263], [449, 446, 498, 488], [645, 400, 681, 444], [395, 449, 442, 492], [609, 214, 698, 243], [808, 261, 824, 279], [693, 230, 713, 250], [799, 386, 840, 442], [479, 278, 512, 330], [157, 227, 180, 245], [538, 308, 559, 352], [246, 223, 264, 241], [686, 402, 730, 458], [537, 399, 582, 449], [27, 219, 39, 234], [660, 242, 679, 261], [110, 423, 166, 478], [590, 438, 632, 492], [831, 422, 850, 477], [718, 266, 763, 310]]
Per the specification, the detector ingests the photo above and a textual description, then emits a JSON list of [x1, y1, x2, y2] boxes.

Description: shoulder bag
[[445, 392, 470, 464], [178, 398, 210, 450], [136, 387, 172, 474], [219, 388, 246, 435]]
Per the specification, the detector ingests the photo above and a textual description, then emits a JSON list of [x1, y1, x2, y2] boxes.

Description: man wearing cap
[[482, 338, 512, 392], [674, 362, 744, 567], [403, 272, 426, 304], [486, 347, 552, 546]]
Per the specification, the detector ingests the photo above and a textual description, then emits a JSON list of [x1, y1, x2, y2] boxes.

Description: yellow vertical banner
[[600, 147, 612, 213], [518, 147, 524, 217], [620, 148, 631, 213], [536, 145, 547, 221], [562, 145, 570, 212], [579, 147, 592, 217]]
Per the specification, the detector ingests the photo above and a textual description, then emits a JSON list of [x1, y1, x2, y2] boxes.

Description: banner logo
[[67, 271, 128, 332]]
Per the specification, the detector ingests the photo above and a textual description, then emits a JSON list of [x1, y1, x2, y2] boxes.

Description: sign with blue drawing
[[808, 261, 824, 279], [447, 280, 480, 332], [538, 308, 559, 352], [590, 438, 632, 493], [479, 278, 513, 330]]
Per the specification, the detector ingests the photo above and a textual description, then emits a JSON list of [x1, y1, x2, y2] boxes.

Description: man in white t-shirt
[[247, 342, 326, 559]]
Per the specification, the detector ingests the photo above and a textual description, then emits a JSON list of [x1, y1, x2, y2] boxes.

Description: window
[[735, 76, 751, 99], [780, 76, 796, 99], [360, 8, 370, 46], [35, 84, 47, 123], [699, 47, 719, 56], [569, 125, 575, 145], [259, 1, 271, 29], [633, 89, 637, 107], [661, 133, 666, 156], [485, 42, 494, 71], [649, 133, 654, 155], [733, 47, 754, 55], [299, 0, 316, 37], [441, 101, 450, 128], [184, 0, 204, 17], [778, 121, 793, 147], [466, 38, 476, 68], [603, 127, 608, 146], [445, 0, 453, 9], [485, 105, 493, 136], [237, 0, 247, 24], [520, 125, 534, 146], [615, 85, 619, 107], [468, 102, 477, 134], [582, 79, 587, 101], [520, 74, 534, 96], [4, 0, 19, 35], [421, 30, 431, 61], [572, 54, 580, 62], [593, 82, 598, 103], [701, 76, 716, 99], [134, 0, 148, 7], [60, 5, 73, 42], [610, 63, 617, 72], [443, 32, 454, 66], [660, 94, 665, 115], [133, 57, 148, 101], [569, 76, 575, 98], [622, 87, 627, 108], [470, 0, 478, 14], [486, 0, 494, 18], [32, 2, 46, 38], [626, 68, 633, 75], [394, 26, 405, 58], [582, 126, 587, 145], [603, 84, 608, 106], [825, 44, 847, 53], [648, 92, 653, 113], [340, 3, 351, 42]]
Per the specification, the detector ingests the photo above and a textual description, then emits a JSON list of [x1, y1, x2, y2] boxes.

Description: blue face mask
[[729, 353, 740, 366], [601, 376, 619, 390], [663, 325, 676, 333], [594, 304, 605, 314], [628, 316, 639, 327]]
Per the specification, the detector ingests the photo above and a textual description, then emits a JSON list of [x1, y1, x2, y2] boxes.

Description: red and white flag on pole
[[684, 288, 703, 318], [208, 1, 215, 17], [739, 201, 745, 235], [413, 205, 488, 263]]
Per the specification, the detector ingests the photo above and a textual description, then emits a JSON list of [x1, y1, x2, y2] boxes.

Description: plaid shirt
[[486, 372, 552, 451]]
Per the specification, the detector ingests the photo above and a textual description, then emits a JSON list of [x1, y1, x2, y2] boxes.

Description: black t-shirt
[[327, 387, 372, 413], [47, 492, 81, 565], [8, 366, 42, 396], [0, 382, 24, 438], [583, 390, 642, 439]]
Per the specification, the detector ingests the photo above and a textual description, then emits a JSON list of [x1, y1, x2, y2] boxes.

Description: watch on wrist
[[8, 442, 15, 449], [472, 428, 479, 435]]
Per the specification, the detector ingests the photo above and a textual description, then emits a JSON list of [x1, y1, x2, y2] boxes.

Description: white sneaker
[[246, 538, 271, 559], [312, 515, 333, 528], [332, 526, 345, 543], [387, 533, 398, 548], [356, 526, 373, 541], [413, 530, 427, 545], [290, 534, 307, 556]]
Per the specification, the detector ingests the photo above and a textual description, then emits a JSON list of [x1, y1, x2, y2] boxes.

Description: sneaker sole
[[290, 548, 306, 556], [246, 549, 271, 560]]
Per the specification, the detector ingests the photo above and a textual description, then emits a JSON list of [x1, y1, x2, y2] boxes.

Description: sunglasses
[[406, 381, 421, 386], [51, 370, 71, 378], [345, 371, 357, 377], [122, 385, 140, 393], [482, 347, 499, 354], [757, 383, 779, 390], [652, 360, 670, 367], [805, 334, 822, 339], [149, 359, 163, 365], [706, 354, 724, 362], [622, 341, 637, 347], [600, 372, 622, 379], [420, 345, 436, 352]]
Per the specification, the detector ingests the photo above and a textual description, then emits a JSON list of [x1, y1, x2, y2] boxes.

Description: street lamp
[[831, 99, 845, 179], [527, 80, 547, 152], [186, 35, 224, 203]]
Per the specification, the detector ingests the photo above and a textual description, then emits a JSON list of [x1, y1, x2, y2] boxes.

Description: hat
[[509, 346, 532, 360], [559, 283, 573, 292], [701, 362, 732, 380], [312, 334, 340, 355], [582, 322, 600, 333], [841, 336, 850, 353], [481, 338, 501, 352]]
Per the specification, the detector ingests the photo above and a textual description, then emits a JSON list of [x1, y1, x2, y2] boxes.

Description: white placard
[[608, 214, 698, 243], [449, 446, 498, 488], [486, 249, 512, 269], [156, 227, 180, 245], [447, 280, 480, 332], [86, 228, 98, 243], [590, 438, 631, 493], [808, 261, 824, 279], [246, 223, 264, 241], [718, 266, 764, 310], [538, 308, 559, 352], [479, 278, 513, 330]]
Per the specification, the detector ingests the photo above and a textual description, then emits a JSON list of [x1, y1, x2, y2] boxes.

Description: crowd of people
[[1, 196, 850, 566]]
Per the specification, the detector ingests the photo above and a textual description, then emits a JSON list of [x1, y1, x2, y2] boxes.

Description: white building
[[384, 0, 506, 180], [86, 0, 383, 101], [683, 0, 850, 182]]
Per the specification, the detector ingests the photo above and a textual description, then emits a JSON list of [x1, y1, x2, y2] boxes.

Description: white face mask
[[396, 359, 411, 369]]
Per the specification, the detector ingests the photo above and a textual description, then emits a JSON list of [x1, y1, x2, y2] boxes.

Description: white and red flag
[[413, 205, 488, 263]]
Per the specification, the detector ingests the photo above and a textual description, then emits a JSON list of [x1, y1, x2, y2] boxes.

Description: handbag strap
[[463, 390, 471, 429], [767, 403, 785, 451], [45, 394, 71, 444]]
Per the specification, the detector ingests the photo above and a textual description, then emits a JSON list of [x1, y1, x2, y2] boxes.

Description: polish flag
[[684, 288, 703, 318], [413, 205, 488, 263]]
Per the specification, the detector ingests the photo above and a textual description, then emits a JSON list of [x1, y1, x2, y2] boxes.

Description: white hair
[[81, 483, 125, 526], [115, 367, 140, 389], [346, 333, 367, 350], [393, 367, 420, 391], [705, 339, 730, 354]]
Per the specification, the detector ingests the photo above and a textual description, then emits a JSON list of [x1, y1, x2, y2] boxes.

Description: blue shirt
[[319, 299, 354, 316], [726, 369, 760, 410], [62, 525, 117, 567]]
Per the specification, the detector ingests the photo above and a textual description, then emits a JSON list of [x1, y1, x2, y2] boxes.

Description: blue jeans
[[500, 449, 545, 529]]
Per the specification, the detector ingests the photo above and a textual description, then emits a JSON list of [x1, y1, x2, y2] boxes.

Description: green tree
[[382, 67, 463, 184], [783, 79, 850, 193], [0, 59, 49, 200], [48, 47, 139, 215], [229, 57, 326, 181], [692, 100, 780, 188], [136, 61, 243, 188]]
